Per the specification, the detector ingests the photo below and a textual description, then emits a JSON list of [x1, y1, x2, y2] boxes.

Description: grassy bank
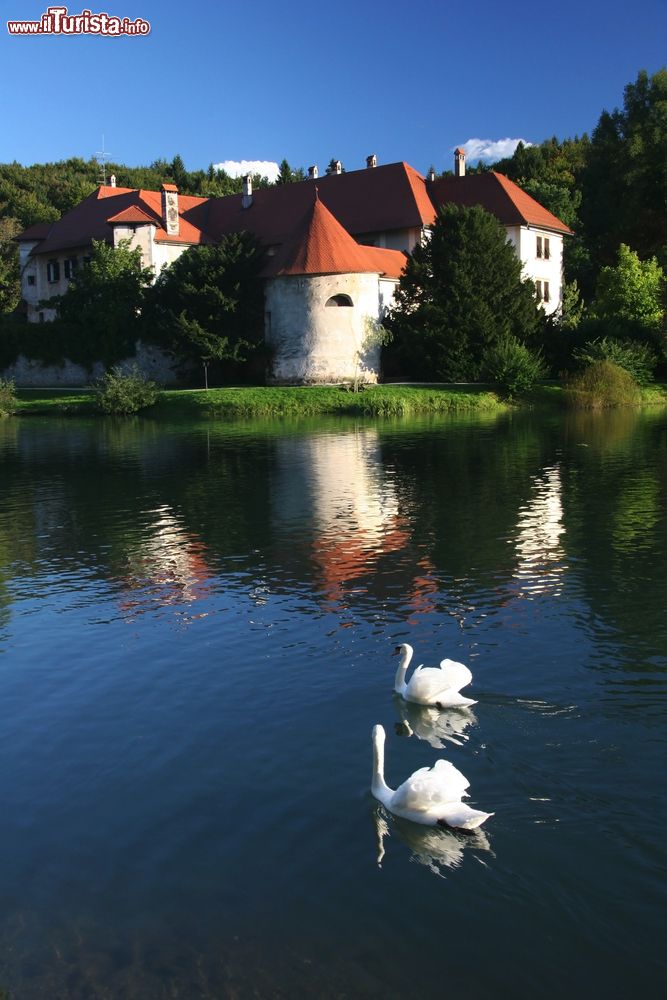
[[11, 381, 667, 419], [14, 384, 507, 418]]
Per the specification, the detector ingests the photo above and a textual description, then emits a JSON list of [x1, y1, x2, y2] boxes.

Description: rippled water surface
[[0, 408, 666, 998]]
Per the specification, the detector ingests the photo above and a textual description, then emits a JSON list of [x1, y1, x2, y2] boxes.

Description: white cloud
[[212, 159, 280, 182], [459, 138, 533, 163]]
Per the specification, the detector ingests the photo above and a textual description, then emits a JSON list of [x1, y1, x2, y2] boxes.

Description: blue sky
[[2, 0, 666, 177]]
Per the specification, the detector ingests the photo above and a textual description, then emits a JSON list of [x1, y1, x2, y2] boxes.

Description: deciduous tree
[[53, 239, 152, 363], [145, 232, 265, 385]]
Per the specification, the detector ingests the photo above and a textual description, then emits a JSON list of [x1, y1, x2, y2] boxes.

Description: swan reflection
[[374, 806, 492, 877], [394, 697, 478, 749]]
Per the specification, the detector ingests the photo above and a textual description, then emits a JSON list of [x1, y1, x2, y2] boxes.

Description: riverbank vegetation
[[12, 380, 667, 419]]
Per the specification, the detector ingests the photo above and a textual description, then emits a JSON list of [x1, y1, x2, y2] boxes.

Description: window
[[27, 275, 36, 286], [535, 280, 550, 304], [325, 294, 353, 307], [46, 259, 60, 283], [38, 312, 45, 323], [537, 236, 551, 260], [64, 256, 78, 279]]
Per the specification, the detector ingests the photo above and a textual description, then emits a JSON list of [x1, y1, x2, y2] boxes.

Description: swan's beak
[[393, 645, 402, 655]]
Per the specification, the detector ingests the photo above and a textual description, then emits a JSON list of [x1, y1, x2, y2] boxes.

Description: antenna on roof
[[94, 134, 112, 186]]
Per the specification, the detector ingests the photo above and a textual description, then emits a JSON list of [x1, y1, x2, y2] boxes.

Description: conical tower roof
[[264, 191, 384, 277]]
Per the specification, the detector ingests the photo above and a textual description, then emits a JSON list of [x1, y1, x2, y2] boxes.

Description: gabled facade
[[15, 153, 571, 381], [428, 150, 572, 315]]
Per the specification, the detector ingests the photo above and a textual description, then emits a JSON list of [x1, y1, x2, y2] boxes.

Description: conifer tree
[[389, 204, 542, 381]]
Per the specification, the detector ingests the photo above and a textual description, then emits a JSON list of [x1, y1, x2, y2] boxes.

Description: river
[[0, 407, 665, 998]]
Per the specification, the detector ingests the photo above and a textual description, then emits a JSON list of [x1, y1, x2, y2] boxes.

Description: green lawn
[[10, 381, 667, 419]]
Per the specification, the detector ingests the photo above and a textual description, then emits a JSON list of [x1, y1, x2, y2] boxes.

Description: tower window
[[325, 294, 353, 307]]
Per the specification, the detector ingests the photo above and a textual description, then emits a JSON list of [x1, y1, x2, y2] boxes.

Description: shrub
[[573, 336, 657, 385], [565, 360, 641, 408], [0, 377, 17, 417], [481, 335, 547, 397], [97, 364, 159, 414]]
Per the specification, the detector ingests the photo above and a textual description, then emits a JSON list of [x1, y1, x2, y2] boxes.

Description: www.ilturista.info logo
[[7, 6, 150, 36]]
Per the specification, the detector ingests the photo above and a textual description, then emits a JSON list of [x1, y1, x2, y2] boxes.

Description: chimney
[[242, 174, 253, 209], [308, 165, 319, 179], [110, 173, 117, 188], [332, 159, 342, 175], [428, 167, 435, 182], [161, 183, 179, 235], [366, 154, 377, 169], [454, 147, 466, 178]]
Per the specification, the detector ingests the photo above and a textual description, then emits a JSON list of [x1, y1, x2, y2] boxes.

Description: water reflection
[[307, 431, 408, 606], [116, 504, 213, 618], [513, 465, 566, 598], [273, 429, 413, 608], [374, 806, 492, 877], [394, 698, 477, 748]]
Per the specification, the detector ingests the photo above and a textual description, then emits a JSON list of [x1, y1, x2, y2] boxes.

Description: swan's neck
[[393, 645, 413, 695], [371, 731, 393, 806]]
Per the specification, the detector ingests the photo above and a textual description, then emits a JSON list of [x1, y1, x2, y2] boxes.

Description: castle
[[16, 150, 571, 384]]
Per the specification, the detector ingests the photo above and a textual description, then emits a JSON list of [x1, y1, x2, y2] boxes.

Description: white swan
[[394, 642, 476, 707], [371, 724, 493, 830]]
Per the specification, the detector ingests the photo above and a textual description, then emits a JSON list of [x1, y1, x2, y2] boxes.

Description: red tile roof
[[263, 194, 406, 278], [427, 171, 573, 234], [107, 205, 158, 225], [18, 161, 570, 268], [15, 222, 53, 242], [208, 161, 435, 246], [359, 245, 407, 279], [23, 185, 210, 255], [136, 188, 209, 244]]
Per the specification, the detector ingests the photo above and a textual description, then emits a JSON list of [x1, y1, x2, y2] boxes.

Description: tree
[[275, 159, 305, 184], [325, 158, 345, 175], [588, 243, 665, 349], [581, 69, 667, 271], [0, 217, 21, 313], [145, 232, 265, 385], [53, 239, 152, 364], [388, 204, 542, 381]]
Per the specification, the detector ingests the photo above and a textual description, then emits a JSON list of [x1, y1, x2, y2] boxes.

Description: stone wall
[[1, 341, 180, 387], [265, 272, 382, 384]]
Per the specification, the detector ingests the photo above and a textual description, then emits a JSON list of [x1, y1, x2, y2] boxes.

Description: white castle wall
[[2, 341, 179, 387], [265, 272, 383, 384]]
